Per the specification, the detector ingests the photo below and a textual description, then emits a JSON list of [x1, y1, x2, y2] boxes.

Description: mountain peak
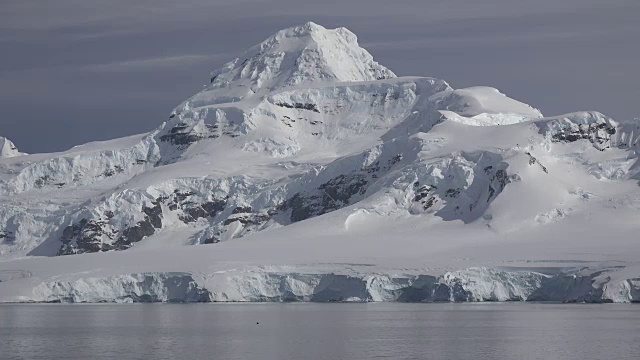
[[205, 22, 395, 99], [0, 137, 22, 158], [281, 21, 325, 36]]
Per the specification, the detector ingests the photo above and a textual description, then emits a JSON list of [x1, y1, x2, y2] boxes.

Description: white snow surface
[[0, 137, 24, 158], [1, 23, 639, 303]]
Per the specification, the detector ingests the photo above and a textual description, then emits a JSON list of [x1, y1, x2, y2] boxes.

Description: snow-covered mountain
[[0, 137, 23, 158], [1, 22, 639, 303]]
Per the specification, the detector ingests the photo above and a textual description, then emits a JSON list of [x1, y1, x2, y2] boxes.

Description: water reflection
[[1, 303, 639, 360]]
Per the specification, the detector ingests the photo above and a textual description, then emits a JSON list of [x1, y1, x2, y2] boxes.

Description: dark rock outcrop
[[0, 230, 14, 244], [280, 173, 369, 223], [274, 102, 321, 113]]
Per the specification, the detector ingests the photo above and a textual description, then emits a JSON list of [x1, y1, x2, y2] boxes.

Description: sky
[[1, 0, 639, 153]]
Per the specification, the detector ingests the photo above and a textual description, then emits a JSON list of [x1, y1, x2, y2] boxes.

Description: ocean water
[[1, 303, 639, 360]]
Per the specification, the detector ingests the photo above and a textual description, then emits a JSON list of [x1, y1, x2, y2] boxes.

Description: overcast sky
[[1, 0, 639, 153]]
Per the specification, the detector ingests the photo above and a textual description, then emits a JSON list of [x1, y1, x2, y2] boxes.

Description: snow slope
[[1, 22, 639, 303], [0, 137, 24, 158]]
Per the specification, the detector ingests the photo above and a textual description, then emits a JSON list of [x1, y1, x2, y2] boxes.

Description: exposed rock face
[[159, 122, 219, 147], [280, 174, 370, 223], [58, 219, 115, 255], [58, 202, 167, 255], [113, 200, 163, 251], [53, 142, 517, 255], [57, 191, 231, 255], [525, 152, 548, 174], [0, 230, 14, 244], [274, 101, 321, 113], [536, 111, 617, 150]]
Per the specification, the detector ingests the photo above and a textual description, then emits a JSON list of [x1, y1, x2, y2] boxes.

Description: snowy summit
[[0, 23, 639, 303], [207, 22, 395, 96], [0, 137, 23, 158]]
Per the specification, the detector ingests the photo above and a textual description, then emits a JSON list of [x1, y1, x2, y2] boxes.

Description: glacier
[[1, 22, 639, 303], [19, 266, 640, 303]]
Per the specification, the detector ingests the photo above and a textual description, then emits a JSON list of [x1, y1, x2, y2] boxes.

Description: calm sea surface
[[1, 303, 639, 360]]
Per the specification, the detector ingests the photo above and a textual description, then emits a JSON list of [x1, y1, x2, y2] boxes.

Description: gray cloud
[[84, 54, 227, 72], [1, 0, 639, 153]]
